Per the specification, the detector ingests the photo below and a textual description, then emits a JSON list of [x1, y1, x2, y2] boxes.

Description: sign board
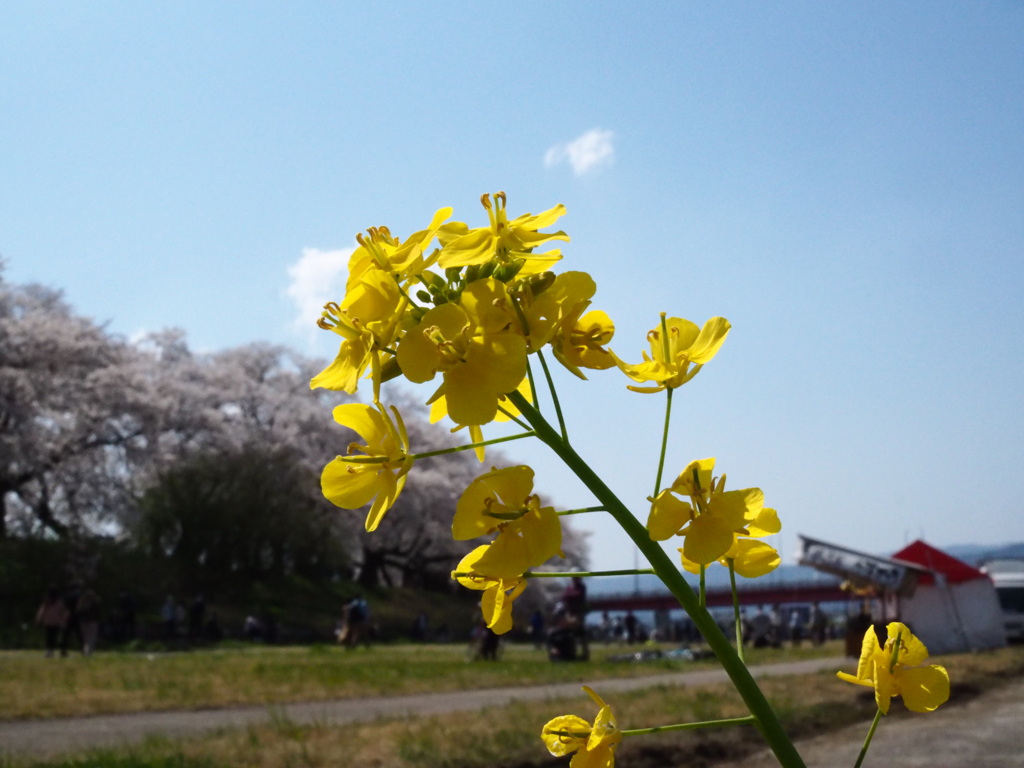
[[797, 535, 922, 596]]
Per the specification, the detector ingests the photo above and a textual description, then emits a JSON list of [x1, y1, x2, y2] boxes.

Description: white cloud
[[284, 246, 352, 345], [544, 128, 615, 176]]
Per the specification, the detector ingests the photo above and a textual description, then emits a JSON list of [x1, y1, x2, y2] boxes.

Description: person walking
[[35, 587, 68, 658]]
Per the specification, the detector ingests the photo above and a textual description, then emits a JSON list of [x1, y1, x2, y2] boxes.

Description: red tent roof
[[891, 540, 987, 585]]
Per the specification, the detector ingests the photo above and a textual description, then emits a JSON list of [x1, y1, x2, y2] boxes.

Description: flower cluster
[[313, 193, 743, 625], [647, 457, 781, 576]]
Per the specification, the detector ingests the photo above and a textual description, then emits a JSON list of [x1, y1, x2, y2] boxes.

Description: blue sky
[[3, 2, 1022, 571]]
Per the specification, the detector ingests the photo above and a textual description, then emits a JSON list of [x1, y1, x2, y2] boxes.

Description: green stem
[[729, 559, 744, 663], [523, 568, 656, 578], [411, 431, 536, 460], [536, 349, 568, 442], [699, 565, 707, 609], [506, 389, 805, 768], [496, 404, 531, 431], [621, 715, 756, 737], [653, 387, 674, 497], [853, 709, 883, 768], [557, 506, 607, 516], [525, 357, 540, 416]]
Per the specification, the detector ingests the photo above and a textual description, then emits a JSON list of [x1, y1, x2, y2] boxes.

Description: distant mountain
[[941, 542, 1024, 566]]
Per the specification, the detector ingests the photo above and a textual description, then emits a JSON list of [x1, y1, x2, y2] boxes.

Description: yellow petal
[[682, 515, 737, 565], [309, 339, 371, 393], [331, 403, 385, 443], [542, 715, 590, 757], [886, 622, 930, 667], [747, 507, 781, 537], [856, 625, 883, 682], [897, 665, 950, 713], [709, 487, 764, 531], [874, 665, 896, 714], [687, 316, 731, 364], [437, 227, 494, 267], [321, 459, 378, 510], [670, 458, 716, 498], [646, 491, 692, 540], [729, 539, 781, 578], [452, 546, 494, 591], [452, 465, 535, 540]]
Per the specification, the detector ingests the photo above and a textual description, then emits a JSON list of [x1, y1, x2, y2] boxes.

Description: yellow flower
[[452, 544, 527, 634], [320, 402, 413, 532], [679, 507, 782, 578], [516, 270, 615, 377], [838, 622, 950, 714], [346, 207, 452, 286], [310, 209, 452, 398], [452, 465, 563, 579], [552, 307, 616, 379], [542, 686, 622, 768], [438, 192, 568, 275], [616, 313, 731, 392], [310, 266, 406, 397], [647, 458, 763, 565], [396, 278, 527, 425]]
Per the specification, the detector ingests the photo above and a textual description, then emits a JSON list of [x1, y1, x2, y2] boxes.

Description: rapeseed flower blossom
[[647, 458, 764, 566], [311, 209, 452, 398], [680, 506, 781, 578], [397, 278, 527, 425], [345, 207, 451, 286], [551, 307, 616, 379], [452, 545, 526, 634], [542, 686, 621, 768], [528, 270, 616, 378], [320, 402, 413, 532], [438, 192, 568, 275], [616, 314, 731, 392], [310, 267, 406, 397], [838, 622, 950, 714], [452, 465, 562, 579]]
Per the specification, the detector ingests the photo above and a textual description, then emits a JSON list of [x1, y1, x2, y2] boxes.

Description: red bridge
[[588, 581, 847, 612]]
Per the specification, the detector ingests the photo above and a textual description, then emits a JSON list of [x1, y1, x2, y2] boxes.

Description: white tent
[[891, 540, 1006, 654], [797, 536, 1005, 654]]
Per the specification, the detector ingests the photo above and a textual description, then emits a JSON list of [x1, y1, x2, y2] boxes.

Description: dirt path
[[720, 676, 1024, 768], [0, 657, 843, 758]]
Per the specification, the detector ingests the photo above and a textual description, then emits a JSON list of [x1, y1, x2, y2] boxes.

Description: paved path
[[0, 657, 844, 758]]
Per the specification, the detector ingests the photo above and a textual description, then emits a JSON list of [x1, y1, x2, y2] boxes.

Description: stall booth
[[797, 535, 1006, 656]]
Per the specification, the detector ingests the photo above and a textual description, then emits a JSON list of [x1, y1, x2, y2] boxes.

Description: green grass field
[[0, 640, 842, 720]]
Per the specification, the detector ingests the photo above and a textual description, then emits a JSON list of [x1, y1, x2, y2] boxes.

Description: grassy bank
[[2, 644, 1022, 768]]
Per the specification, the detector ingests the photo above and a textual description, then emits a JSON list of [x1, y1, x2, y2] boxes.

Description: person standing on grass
[[60, 583, 83, 657], [35, 586, 68, 658], [162, 595, 177, 641], [343, 594, 370, 648], [77, 587, 102, 655]]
